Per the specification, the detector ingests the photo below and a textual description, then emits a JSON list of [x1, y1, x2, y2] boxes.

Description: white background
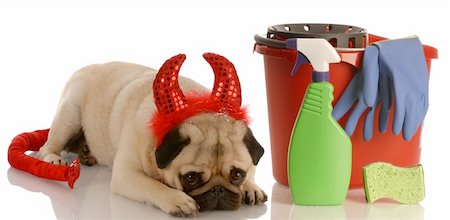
[[0, 0, 449, 219]]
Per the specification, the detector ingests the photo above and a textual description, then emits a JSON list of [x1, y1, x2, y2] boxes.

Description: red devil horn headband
[[151, 53, 249, 146], [203, 52, 242, 110], [153, 54, 189, 114]]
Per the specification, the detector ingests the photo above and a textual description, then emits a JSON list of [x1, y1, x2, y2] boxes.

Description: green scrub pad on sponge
[[363, 162, 424, 204]]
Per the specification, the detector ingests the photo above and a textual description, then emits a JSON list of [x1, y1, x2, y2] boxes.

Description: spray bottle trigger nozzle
[[286, 38, 310, 77], [286, 38, 341, 76], [290, 52, 309, 77]]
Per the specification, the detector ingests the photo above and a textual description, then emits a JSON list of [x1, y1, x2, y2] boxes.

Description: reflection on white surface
[[270, 182, 424, 220], [7, 165, 267, 220], [6, 164, 426, 220], [6, 162, 426, 220]]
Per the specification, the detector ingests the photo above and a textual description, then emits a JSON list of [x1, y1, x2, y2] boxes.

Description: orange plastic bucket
[[254, 26, 438, 188]]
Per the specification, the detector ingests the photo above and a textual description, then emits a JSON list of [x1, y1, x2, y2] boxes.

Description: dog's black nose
[[194, 185, 242, 211], [211, 185, 226, 197]]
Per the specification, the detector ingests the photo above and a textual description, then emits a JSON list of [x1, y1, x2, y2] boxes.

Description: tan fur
[[160, 114, 254, 196], [37, 61, 265, 217]]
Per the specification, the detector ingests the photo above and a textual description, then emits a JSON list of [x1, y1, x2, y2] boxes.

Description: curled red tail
[[7, 129, 80, 189]]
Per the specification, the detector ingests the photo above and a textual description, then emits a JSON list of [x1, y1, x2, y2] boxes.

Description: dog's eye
[[183, 172, 201, 187], [230, 168, 246, 185]]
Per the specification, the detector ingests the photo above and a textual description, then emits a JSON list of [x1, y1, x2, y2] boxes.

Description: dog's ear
[[155, 127, 191, 169], [243, 128, 264, 165]]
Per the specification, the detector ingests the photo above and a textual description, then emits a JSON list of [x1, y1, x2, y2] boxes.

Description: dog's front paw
[[159, 189, 199, 217], [242, 181, 268, 205], [40, 153, 68, 165]]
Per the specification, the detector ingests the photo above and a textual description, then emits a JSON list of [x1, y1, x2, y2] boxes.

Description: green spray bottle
[[287, 38, 352, 205]]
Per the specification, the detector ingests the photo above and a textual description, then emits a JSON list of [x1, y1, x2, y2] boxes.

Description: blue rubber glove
[[374, 37, 429, 141], [332, 46, 379, 141], [333, 37, 429, 141]]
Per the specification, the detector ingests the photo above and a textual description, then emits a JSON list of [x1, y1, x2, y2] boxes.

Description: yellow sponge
[[363, 162, 425, 204]]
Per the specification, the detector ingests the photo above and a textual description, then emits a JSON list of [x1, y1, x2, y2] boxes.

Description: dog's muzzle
[[193, 185, 242, 211]]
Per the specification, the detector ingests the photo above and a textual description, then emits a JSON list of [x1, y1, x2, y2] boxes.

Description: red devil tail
[[7, 129, 80, 188]]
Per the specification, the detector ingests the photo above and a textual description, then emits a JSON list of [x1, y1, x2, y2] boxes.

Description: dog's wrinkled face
[[155, 113, 264, 211]]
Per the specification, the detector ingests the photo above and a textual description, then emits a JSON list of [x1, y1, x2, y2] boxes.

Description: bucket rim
[[254, 34, 439, 62]]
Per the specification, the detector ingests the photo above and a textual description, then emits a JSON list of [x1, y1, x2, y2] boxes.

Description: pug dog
[[38, 53, 266, 217]]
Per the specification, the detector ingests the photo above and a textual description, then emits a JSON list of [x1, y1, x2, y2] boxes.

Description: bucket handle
[[254, 34, 365, 52], [254, 34, 288, 49], [254, 34, 365, 68]]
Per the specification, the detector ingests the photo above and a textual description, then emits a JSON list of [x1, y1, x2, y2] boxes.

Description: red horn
[[203, 53, 242, 110], [153, 54, 189, 114]]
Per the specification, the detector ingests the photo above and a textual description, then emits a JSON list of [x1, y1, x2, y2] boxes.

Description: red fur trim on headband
[[150, 92, 249, 147]]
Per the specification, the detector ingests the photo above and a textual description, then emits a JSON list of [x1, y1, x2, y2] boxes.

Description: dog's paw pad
[[170, 205, 199, 217], [160, 190, 199, 217], [41, 154, 68, 165], [79, 144, 97, 166], [242, 182, 268, 205]]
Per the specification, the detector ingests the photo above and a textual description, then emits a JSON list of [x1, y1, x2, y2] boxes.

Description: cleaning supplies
[[332, 46, 380, 141], [363, 162, 425, 204], [287, 38, 352, 205], [333, 37, 430, 141]]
